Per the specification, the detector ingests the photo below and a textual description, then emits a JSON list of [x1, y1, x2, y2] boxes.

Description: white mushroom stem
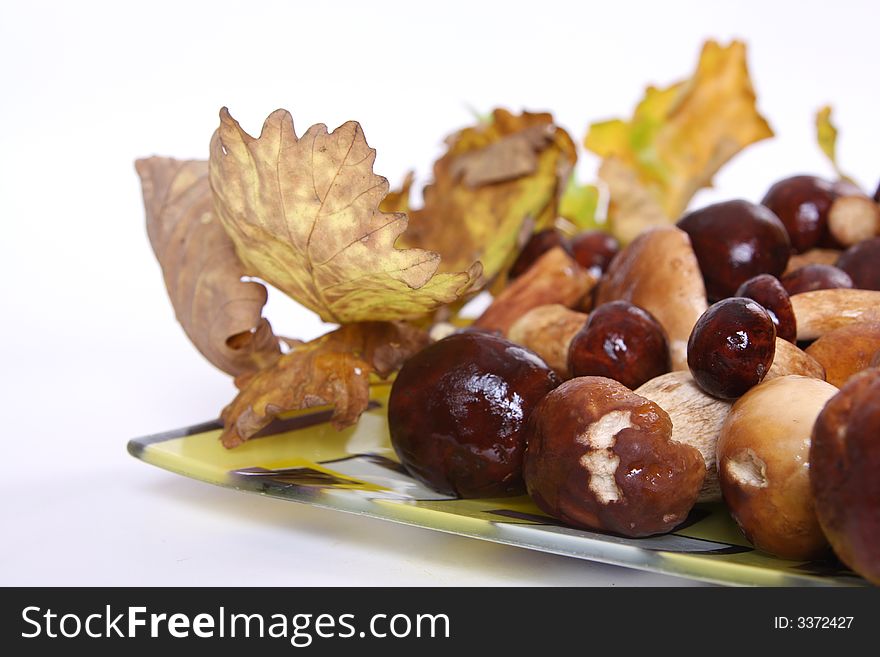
[[635, 371, 731, 503], [791, 289, 880, 341]]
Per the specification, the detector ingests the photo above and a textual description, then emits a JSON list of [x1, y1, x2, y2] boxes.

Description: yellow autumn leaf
[[559, 175, 602, 230], [816, 106, 839, 168], [585, 40, 774, 243], [209, 108, 480, 324], [815, 105, 856, 184], [401, 109, 576, 282]]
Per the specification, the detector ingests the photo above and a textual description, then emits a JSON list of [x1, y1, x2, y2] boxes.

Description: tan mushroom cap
[[783, 248, 842, 275], [474, 247, 597, 335], [717, 375, 838, 560], [805, 321, 880, 387], [508, 304, 587, 379], [765, 338, 825, 381], [790, 289, 880, 340], [596, 226, 708, 371]]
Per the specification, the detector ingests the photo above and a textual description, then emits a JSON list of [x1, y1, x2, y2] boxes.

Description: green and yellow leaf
[[401, 109, 577, 283], [559, 176, 601, 230], [815, 105, 856, 184], [585, 40, 774, 243], [209, 108, 480, 325]]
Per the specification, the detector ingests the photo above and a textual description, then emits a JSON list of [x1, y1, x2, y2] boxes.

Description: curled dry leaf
[[210, 108, 480, 325], [220, 322, 429, 448], [585, 40, 773, 243], [399, 109, 577, 283], [135, 157, 280, 377]]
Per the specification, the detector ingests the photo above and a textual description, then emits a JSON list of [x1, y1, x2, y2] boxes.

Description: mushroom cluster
[[387, 176, 880, 584]]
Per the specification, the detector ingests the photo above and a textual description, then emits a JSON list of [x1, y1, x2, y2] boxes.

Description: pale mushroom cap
[[805, 321, 880, 387], [508, 304, 587, 378], [784, 248, 842, 275], [635, 370, 732, 502], [828, 195, 880, 247], [717, 375, 839, 560], [596, 226, 708, 371], [790, 289, 880, 340], [765, 337, 826, 381]]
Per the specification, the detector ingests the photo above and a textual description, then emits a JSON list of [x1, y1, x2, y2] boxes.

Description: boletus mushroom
[[567, 301, 670, 389], [507, 304, 587, 379], [811, 368, 880, 585], [805, 321, 880, 387], [735, 274, 797, 343], [474, 247, 597, 335], [687, 297, 777, 399], [790, 289, 880, 341], [595, 226, 708, 371], [523, 377, 705, 537], [635, 371, 732, 503], [716, 375, 838, 560], [388, 331, 559, 498], [764, 338, 825, 381]]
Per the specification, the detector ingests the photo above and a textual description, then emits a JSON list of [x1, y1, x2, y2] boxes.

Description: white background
[[2, 0, 878, 586]]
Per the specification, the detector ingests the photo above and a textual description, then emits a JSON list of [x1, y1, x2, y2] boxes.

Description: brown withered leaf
[[585, 40, 773, 243], [220, 322, 429, 448], [136, 157, 280, 377], [210, 109, 480, 325], [401, 109, 577, 283]]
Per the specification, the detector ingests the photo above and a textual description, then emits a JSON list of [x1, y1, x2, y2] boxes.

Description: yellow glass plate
[[128, 382, 866, 587]]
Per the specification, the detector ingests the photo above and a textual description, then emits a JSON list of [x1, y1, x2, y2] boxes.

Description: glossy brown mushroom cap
[[811, 369, 880, 585], [389, 332, 559, 498], [761, 175, 837, 253], [677, 199, 791, 301], [568, 301, 670, 389], [523, 377, 705, 537], [735, 274, 797, 343], [687, 298, 777, 399]]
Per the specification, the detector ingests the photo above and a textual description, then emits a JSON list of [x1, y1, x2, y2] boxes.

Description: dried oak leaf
[[220, 321, 428, 448], [399, 109, 577, 283], [135, 157, 280, 377], [209, 108, 480, 325], [585, 40, 773, 243]]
